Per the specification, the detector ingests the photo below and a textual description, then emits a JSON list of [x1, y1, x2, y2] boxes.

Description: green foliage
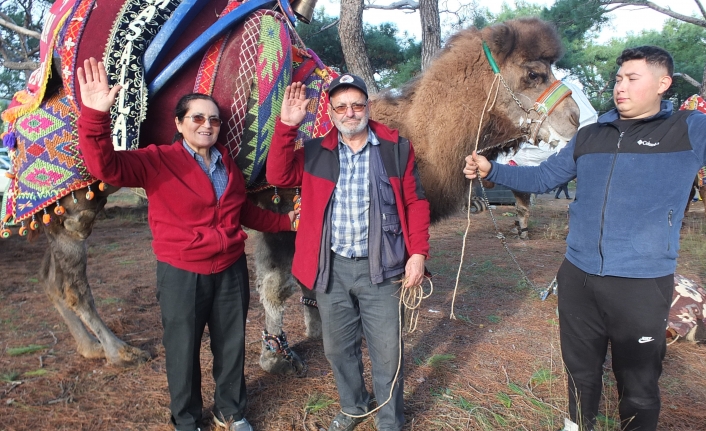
[[304, 393, 335, 413], [541, 0, 609, 71], [425, 353, 455, 368], [494, 1, 544, 23], [529, 367, 555, 386], [1, 371, 21, 382], [496, 391, 512, 408], [296, 8, 421, 89], [296, 9, 345, 71], [487, 314, 501, 324], [6, 344, 47, 356], [23, 369, 48, 377]]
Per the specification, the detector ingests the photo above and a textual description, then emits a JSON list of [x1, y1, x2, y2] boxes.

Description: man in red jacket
[[267, 75, 431, 431]]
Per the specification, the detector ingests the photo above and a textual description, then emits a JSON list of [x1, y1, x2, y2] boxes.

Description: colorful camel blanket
[[4, 89, 95, 223], [669, 275, 706, 339], [2, 0, 335, 225]]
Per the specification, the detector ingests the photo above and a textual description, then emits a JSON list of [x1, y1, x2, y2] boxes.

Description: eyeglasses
[[330, 102, 367, 115], [185, 114, 222, 127]]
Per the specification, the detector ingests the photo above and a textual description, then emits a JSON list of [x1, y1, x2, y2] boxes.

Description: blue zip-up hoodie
[[487, 101, 706, 278]]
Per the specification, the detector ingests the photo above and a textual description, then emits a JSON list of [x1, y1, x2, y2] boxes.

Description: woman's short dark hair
[[172, 93, 219, 143], [616, 46, 673, 77]]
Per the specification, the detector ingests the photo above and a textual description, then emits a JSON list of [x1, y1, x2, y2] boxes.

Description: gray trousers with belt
[[317, 253, 405, 431]]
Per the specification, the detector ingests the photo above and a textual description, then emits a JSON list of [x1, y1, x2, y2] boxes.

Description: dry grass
[[0, 192, 705, 430]]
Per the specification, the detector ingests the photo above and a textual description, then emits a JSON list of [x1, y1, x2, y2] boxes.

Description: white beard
[[332, 113, 369, 138]]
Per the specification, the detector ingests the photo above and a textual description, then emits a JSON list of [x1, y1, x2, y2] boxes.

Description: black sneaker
[[328, 411, 364, 431]]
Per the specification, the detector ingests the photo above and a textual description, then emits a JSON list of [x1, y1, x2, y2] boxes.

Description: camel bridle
[[450, 42, 573, 319], [481, 41, 573, 144]]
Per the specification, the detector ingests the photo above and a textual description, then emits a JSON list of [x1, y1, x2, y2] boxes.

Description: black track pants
[[557, 259, 673, 431]]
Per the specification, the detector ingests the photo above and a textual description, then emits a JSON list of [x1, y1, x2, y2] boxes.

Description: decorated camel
[[1, 0, 579, 373]]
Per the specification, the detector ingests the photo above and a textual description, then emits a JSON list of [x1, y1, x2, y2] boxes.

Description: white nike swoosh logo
[[638, 337, 654, 343]]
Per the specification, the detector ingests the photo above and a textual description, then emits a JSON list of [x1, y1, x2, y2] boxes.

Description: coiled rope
[[342, 275, 432, 420]]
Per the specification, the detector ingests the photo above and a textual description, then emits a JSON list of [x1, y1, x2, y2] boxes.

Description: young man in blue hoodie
[[464, 46, 706, 431]]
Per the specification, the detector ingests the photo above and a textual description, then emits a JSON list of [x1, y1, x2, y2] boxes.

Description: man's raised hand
[[280, 82, 310, 127], [76, 57, 121, 113]]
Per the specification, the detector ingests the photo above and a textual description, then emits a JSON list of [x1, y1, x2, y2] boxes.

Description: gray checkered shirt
[[330, 128, 379, 258], [182, 142, 228, 200]]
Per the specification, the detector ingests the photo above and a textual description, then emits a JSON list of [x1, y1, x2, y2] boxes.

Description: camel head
[[477, 18, 579, 151], [370, 17, 580, 222]]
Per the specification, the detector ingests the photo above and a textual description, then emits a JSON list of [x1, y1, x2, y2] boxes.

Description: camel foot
[[76, 340, 106, 360], [260, 331, 306, 376], [106, 344, 151, 367]]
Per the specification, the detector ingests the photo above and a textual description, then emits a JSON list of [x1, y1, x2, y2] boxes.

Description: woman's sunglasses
[[185, 114, 222, 127]]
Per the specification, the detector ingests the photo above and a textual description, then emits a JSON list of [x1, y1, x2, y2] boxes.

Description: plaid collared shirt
[[183, 142, 228, 200], [330, 128, 379, 258]]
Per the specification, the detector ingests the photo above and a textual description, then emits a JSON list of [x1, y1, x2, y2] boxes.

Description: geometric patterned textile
[[669, 274, 706, 337], [679, 94, 706, 114], [5, 88, 96, 223], [235, 12, 292, 187], [104, 0, 181, 151], [242, 50, 336, 194], [193, 1, 243, 96], [293, 49, 337, 146]]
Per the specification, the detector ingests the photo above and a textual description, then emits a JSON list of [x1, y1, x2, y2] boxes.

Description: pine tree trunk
[[419, 0, 441, 70], [339, 0, 379, 95], [701, 63, 706, 98]]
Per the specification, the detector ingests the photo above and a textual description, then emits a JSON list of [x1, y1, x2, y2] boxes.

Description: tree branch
[[0, 15, 41, 40], [364, 0, 419, 11], [674, 72, 702, 88], [606, 0, 706, 27], [311, 19, 340, 36], [694, 0, 706, 20], [1, 60, 39, 71]]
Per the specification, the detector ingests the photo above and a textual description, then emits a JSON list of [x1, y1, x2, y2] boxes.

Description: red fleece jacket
[[78, 107, 291, 275]]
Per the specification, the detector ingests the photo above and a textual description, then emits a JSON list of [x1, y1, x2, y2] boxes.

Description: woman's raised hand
[[76, 57, 122, 113]]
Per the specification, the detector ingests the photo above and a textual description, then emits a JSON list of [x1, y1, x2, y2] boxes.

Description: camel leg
[[300, 284, 321, 339], [40, 190, 149, 366], [43, 252, 103, 359], [700, 186, 706, 215], [511, 192, 532, 239], [254, 231, 306, 375]]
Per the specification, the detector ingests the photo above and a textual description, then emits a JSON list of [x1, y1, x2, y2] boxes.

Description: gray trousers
[[156, 257, 249, 431], [317, 253, 404, 431]]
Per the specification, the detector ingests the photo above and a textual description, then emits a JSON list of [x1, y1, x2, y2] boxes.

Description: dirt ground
[[1, 189, 705, 431]]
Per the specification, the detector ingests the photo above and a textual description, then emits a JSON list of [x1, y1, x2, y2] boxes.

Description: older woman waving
[[77, 57, 295, 431]]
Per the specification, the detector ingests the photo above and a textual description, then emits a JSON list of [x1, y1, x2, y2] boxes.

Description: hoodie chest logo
[[637, 139, 659, 147]]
